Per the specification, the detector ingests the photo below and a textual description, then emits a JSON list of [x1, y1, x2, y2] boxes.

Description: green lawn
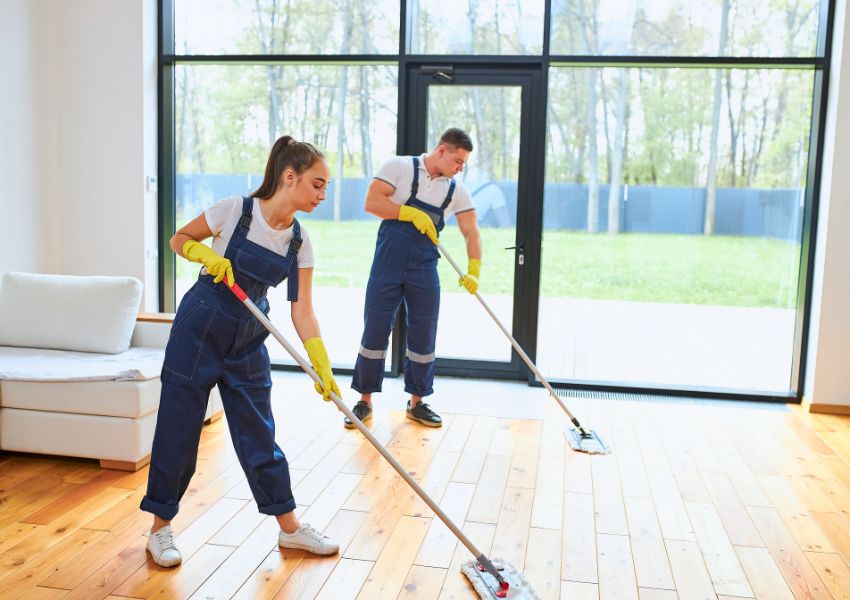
[[177, 220, 802, 308]]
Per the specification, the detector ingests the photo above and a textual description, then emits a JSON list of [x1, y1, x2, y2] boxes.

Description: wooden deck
[[1, 374, 849, 599]]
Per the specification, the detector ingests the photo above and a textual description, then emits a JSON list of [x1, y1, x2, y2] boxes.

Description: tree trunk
[[606, 69, 628, 235], [704, 0, 730, 235], [359, 66, 373, 179], [586, 70, 600, 234]]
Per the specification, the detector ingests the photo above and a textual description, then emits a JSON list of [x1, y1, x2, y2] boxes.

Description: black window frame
[[158, 0, 836, 403]]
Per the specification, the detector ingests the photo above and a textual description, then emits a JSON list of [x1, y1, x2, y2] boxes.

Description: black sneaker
[[344, 401, 372, 429], [406, 401, 442, 427]]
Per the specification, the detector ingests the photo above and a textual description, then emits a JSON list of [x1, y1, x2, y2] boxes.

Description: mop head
[[460, 558, 542, 599], [566, 427, 611, 455]]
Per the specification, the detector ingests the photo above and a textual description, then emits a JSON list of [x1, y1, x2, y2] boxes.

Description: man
[[346, 128, 482, 428]]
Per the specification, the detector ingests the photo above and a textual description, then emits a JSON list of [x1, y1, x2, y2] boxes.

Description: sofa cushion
[[0, 378, 161, 418], [0, 272, 142, 354]]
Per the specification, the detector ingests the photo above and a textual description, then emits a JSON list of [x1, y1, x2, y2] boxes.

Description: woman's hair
[[251, 135, 325, 199]]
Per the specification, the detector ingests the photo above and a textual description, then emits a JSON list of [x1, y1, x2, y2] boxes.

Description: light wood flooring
[[1, 375, 850, 599]]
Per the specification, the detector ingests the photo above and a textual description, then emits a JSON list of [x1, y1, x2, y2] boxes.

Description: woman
[[140, 136, 342, 567]]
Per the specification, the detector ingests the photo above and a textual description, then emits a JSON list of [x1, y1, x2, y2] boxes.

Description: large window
[[541, 66, 813, 391], [173, 63, 397, 367], [161, 0, 832, 399]]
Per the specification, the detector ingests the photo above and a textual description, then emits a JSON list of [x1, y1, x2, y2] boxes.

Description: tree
[[704, 0, 730, 235]]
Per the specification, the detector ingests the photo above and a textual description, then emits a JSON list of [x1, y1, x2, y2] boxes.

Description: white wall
[[0, 0, 60, 274], [53, 0, 159, 309], [0, 0, 159, 309], [805, 0, 850, 408]]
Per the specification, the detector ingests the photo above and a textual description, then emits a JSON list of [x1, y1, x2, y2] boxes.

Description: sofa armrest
[[131, 313, 175, 348]]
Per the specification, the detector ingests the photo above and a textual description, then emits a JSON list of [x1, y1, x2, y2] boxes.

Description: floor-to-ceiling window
[[160, 0, 833, 399]]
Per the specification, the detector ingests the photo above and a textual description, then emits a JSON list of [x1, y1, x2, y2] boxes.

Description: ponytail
[[251, 135, 325, 199]]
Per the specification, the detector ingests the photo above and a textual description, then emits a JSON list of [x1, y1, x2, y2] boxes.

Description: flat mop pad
[[461, 558, 542, 599], [566, 426, 611, 454]]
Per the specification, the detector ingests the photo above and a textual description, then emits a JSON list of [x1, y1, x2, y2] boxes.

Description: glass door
[[403, 65, 545, 379]]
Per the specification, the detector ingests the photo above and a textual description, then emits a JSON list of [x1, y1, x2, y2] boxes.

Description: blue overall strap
[[286, 219, 303, 301], [410, 156, 420, 199], [440, 180, 456, 211], [223, 197, 254, 260]]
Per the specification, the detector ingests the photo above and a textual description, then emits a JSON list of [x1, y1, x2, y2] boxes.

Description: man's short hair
[[439, 128, 474, 152]]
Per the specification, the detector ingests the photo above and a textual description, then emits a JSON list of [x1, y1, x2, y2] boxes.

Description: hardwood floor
[[1, 375, 850, 599]]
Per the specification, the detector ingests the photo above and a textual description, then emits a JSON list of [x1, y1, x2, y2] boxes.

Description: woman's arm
[[170, 213, 215, 257], [290, 267, 321, 341]]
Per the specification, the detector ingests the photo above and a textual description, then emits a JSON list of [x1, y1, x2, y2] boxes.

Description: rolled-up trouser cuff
[[258, 497, 297, 516], [351, 382, 383, 394], [140, 496, 180, 521], [404, 384, 434, 397]]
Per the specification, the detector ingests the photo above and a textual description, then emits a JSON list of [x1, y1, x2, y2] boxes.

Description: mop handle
[[436, 241, 582, 426], [227, 282, 507, 587]]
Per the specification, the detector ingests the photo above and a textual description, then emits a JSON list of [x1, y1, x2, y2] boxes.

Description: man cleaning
[[346, 128, 482, 428]]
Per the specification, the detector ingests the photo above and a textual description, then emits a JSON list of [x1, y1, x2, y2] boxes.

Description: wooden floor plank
[[491, 487, 535, 570], [531, 458, 565, 529], [397, 565, 447, 599], [624, 495, 675, 590], [563, 491, 597, 584], [465, 454, 512, 524], [805, 551, 850, 600], [355, 515, 430, 600], [271, 509, 368, 600], [524, 526, 562, 600], [563, 580, 601, 599], [747, 506, 832, 599], [686, 501, 752, 597], [414, 482, 476, 568], [314, 558, 374, 600], [597, 533, 639, 600], [437, 521, 496, 600], [665, 539, 717, 600], [734, 545, 794, 600], [146, 543, 234, 600]]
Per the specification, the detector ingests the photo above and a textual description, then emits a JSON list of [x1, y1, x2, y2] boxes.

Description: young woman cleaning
[[140, 136, 342, 567]]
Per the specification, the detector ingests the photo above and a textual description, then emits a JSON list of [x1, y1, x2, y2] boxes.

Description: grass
[[176, 220, 802, 308]]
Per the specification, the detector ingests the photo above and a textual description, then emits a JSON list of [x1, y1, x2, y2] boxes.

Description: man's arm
[[364, 179, 403, 220], [456, 210, 482, 259]]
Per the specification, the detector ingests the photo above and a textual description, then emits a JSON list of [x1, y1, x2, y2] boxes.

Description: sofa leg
[[204, 409, 224, 425], [100, 455, 151, 472]]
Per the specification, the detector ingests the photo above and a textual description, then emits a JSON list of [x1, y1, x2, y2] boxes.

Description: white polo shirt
[[374, 154, 475, 217], [204, 196, 315, 269]]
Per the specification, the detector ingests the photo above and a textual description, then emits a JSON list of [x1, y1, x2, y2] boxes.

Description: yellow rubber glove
[[304, 337, 341, 401], [398, 205, 438, 244], [458, 258, 481, 295], [182, 240, 235, 287]]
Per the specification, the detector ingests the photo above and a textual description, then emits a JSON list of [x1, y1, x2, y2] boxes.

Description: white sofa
[[0, 272, 222, 471]]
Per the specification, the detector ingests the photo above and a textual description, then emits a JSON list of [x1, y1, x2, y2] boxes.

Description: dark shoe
[[344, 400, 372, 429], [406, 401, 442, 427]]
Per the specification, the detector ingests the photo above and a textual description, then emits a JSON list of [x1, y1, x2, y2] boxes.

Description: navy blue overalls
[[352, 157, 456, 397], [141, 197, 302, 521]]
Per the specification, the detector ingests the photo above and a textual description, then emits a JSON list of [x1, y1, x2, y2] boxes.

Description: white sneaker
[[278, 523, 339, 555], [146, 525, 182, 567]]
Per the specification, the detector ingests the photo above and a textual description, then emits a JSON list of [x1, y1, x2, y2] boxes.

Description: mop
[[438, 242, 610, 455], [226, 283, 541, 599]]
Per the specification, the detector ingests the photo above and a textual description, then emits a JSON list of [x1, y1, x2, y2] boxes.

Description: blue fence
[[177, 174, 804, 241]]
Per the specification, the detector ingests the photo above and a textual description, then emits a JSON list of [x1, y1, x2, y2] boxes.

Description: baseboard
[[803, 399, 850, 415]]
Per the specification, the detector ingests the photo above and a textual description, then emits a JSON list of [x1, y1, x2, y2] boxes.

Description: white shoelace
[[298, 524, 327, 544], [152, 528, 178, 552]]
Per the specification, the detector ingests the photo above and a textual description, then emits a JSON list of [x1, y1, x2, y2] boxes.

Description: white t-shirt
[[203, 196, 315, 269], [374, 154, 475, 217]]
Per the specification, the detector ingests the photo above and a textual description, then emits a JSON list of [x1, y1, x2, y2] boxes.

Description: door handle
[[505, 243, 525, 266]]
